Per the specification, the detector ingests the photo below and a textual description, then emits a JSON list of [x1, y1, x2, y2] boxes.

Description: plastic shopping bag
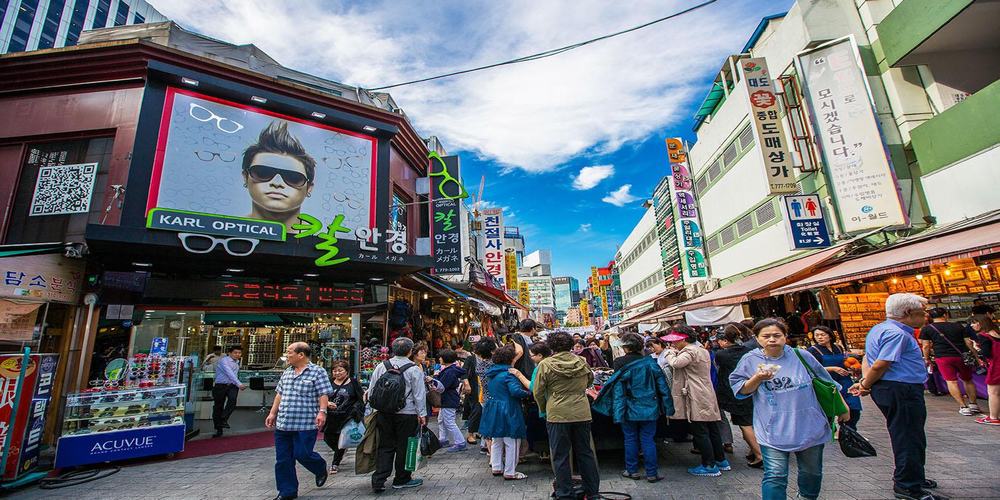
[[337, 419, 366, 449], [419, 425, 441, 457], [404, 435, 420, 471]]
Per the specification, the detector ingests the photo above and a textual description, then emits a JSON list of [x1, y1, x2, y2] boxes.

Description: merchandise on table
[[835, 293, 887, 348], [61, 385, 186, 436]]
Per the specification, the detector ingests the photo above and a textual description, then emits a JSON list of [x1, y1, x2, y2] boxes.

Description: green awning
[[694, 82, 726, 120], [0, 242, 68, 258], [203, 313, 285, 324]]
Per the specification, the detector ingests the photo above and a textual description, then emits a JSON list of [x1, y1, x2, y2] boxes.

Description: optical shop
[[77, 67, 432, 438]]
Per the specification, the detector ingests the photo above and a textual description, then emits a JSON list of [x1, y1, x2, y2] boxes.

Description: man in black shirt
[[920, 308, 982, 415]]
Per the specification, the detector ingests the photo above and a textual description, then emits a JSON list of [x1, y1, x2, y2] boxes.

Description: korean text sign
[[740, 58, 799, 195], [430, 154, 463, 275], [796, 38, 907, 232], [665, 138, 707, 279], [0, 254, 83, 304], [783, 195, 831, 249], [480, 208, 506, 289], [149, 87, 377, 237], [1, 353, 58, 480]]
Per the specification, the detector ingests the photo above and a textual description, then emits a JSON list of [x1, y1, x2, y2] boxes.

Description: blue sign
[[783, 195, 831, 249], [55, 424, 185, 468], [150, 337, 168, 355]]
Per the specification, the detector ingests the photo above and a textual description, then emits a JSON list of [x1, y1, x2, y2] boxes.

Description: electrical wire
[[38, 465, 122, 489], [367, 0, 719, 90]]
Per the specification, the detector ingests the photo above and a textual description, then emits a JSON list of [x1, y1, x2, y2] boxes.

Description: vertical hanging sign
[[480, 208, 506, 288], [665, 138, 708, 280], [429, 153, 464, 275], [504, 250, 519, 293], [740, 58, 799, 195]]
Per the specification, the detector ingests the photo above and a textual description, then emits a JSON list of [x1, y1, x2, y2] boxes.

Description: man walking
[[533, 331, 600, 499], [212, 346, 246, 438], [850, 294, 947, 500], [367, 337, 427, 493], [265, 342, 333, 500]]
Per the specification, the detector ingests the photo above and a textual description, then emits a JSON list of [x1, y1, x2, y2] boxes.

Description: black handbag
[[839, 424, 877, 458], [926, 324, 980, 369], [419, 425, 441, 457]]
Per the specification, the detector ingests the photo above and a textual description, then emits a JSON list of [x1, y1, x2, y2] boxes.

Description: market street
[[10, 395, 1000, 500]]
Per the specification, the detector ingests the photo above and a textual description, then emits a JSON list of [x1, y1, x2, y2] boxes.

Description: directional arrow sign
[[783, 194, 832, 249]]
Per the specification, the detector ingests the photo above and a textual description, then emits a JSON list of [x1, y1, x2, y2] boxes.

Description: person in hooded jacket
[[533, 331, 600, 500], [478, 345, 532, 480], [593, 333, 673, 482]]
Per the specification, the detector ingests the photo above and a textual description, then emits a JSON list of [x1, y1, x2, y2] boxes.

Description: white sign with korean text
[[796, 37, 908, 233], [0, 254, 84, 304], [740, 58, 799, 195], [480, 208, 506, 289]]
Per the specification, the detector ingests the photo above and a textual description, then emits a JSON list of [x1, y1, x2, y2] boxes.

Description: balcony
[[877, 0, 974, 67], [910, 79, 1000, 176]]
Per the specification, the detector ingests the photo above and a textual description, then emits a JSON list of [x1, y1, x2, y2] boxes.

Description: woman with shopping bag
[[322, 360, 365, 474]]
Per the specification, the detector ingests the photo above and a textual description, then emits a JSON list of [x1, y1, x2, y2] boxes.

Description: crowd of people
[[257, 293, 999, 500]]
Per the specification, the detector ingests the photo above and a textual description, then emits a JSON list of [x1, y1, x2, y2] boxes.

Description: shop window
[[4, 137, 114, 245]]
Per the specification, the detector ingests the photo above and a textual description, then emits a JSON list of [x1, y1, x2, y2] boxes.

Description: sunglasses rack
[[64, 377, 187, 437], [247, 330, 277, 366]]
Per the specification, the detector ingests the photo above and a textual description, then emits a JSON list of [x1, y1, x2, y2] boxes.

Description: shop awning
[[677, 245, 848, 310], [411, 273, 470, 301], [0, 242, 75, 258], [471, 283, 528, 311], [771, 217, 1000, 295], [618, 285, 685, 316], [619, 304, 684, 327]]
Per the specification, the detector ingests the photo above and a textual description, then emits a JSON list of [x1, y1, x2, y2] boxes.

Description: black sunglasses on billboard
[[245, 164, 312, 188]]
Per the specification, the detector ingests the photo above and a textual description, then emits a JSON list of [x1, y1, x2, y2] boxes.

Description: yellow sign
[[665, 138, 687, 164], [518, 281, 530, 305], [579, 299, 589, 322], [504, 250, 518, 292]]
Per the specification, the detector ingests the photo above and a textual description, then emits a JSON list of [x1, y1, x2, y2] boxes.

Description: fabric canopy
[[684, 305, 746, 326], [678, 245, 847, 310], [619, 304, 684, 327], [772, 218, 1000, 295]]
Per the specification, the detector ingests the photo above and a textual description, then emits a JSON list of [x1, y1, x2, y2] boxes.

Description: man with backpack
[[366, 337, 427, 493]]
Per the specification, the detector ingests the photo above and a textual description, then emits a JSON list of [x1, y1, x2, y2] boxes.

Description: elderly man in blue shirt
[[849, 293, 946, 500], [212, 346, 246, 438]]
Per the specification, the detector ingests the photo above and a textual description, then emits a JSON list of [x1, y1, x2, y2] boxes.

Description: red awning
[[771, 218, 1000, 295], [678, 245, 848, 310]]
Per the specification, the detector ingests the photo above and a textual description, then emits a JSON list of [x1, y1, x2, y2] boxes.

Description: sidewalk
[[10, 395, 1000, 499]]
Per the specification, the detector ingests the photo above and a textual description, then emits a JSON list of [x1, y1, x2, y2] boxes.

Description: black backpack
[[368, 360, 415, 413]]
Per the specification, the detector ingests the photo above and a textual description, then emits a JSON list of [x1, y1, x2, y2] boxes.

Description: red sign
[[750, 90, 777, 108], [1, 353, 58, 480]]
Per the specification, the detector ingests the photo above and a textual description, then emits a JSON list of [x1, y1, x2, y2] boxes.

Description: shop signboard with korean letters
[[480, 208, 506, 289], [796, 37, 908, 233], [429, 154, 464, 275], [665, 138, 707, 281], [740, 58, 799, 195]]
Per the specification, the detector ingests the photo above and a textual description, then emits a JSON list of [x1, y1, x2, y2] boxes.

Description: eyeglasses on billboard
[[178, 233, 260, 257], [245, 164, 311, 189], [428, 151, 468, 200], [188, 102, 245, 134]]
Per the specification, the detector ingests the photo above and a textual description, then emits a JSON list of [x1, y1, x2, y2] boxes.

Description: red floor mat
[[174, 431, 276, 459]]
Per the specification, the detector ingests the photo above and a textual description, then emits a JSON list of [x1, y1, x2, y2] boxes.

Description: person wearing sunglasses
[[242, 121, 316, 232]]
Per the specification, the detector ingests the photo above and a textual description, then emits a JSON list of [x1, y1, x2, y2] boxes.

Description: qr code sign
[[29, 163, 99, 216]]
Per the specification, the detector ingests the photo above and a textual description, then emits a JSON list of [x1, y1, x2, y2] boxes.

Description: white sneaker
[[967, 404, 982, 414], [959, 406, 976, 416]]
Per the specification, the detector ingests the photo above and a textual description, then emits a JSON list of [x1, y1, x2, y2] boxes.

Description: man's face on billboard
[[243, 152, 313, 215]]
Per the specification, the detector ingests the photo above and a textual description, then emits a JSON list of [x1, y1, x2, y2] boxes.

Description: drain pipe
[[75, 293, 99, 391], [824, 196, 843, 240]]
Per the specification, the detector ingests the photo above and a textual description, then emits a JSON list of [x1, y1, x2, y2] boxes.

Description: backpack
[[368, 360, 416, 413]]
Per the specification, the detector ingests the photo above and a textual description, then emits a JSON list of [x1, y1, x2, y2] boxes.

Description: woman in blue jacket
[[593, 333, 674, 482], [478, 345, 532, 480]]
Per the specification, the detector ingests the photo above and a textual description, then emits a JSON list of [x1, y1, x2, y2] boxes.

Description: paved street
[[10, 395, 1000, 500]]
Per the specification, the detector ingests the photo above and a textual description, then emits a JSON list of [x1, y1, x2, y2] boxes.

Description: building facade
[[552, 276, 579, 322], [1, 0, 167, 54], [616, 207, 668, 314]]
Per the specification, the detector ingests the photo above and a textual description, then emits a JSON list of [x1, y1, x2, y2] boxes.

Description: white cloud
[[578, 223, 592, 232], [602, 184, 640, 207], [150, 0, 773, 172], [572, 165, 614, 190]]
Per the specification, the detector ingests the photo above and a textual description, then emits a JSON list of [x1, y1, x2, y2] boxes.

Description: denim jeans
[[760, 444, 824, 500], [621, 420, 658, 477], [274, 429, 327, 497]]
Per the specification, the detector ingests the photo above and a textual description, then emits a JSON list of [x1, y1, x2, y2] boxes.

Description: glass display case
[[61, 385, 186, 436]]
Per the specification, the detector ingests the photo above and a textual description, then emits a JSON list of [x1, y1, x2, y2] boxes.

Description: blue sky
[[150, 0, 793, 285]]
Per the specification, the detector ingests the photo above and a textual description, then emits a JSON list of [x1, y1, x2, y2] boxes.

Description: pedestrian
[[366, 337, 427, 493], [436, 348, 469, 451], [919, 308, 982, 416], [322, 360, 364, 474], [472, 337, 498, 453], [807, 326, 864, 428], [663, 325, 728, 477], [730, 319, 848, 500], [203, 345, 223, 370], [479, 345, 532, 480], [533, 331, 601, 499], [713, 325, 762, 467], [593, 333, 673, 483], [646, 337, 673, 389], [265, 342, 334, 500], [848, 293, 945, 500], [971, 314, 1000, 425], [510, 319, 545, 460], [212, 346, 246, 438]]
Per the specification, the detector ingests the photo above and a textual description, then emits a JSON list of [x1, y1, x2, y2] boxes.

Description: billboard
[[429, 153, 463, 275], [147, 87, 376, 237], [740, 58, 799, 194], [1, 353, 58, 480], [796, 37, 908, 232], [480, 209, 505, 288], [665, 138, 708, 281], [504, 250, 519, 293]]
